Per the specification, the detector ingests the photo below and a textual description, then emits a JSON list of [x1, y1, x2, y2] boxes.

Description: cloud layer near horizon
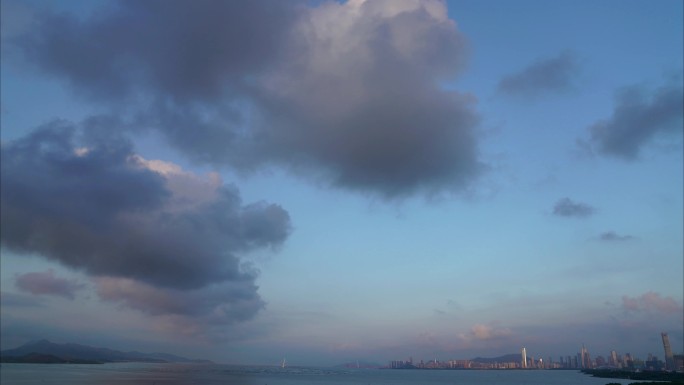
[[622, 292, 682, 315], [13, 0, 483, 199], [0, 120, 291, 331]]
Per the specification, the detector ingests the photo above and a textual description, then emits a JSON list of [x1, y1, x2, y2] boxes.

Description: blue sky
[[1, 0, 682, 366]]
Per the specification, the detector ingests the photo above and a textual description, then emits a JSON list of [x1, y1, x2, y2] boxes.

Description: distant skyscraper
[[521, 347, 527, 369], [623, 353, 633, 369], [662, 332, 675, 370], [580, 344, 592, 369]]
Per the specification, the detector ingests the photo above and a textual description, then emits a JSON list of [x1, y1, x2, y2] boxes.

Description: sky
[[1, 0, 682, 366]]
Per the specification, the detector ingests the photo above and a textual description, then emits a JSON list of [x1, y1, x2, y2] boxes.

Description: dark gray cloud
[[552, 198, 595, 218], [246, 0, 481, 198], [598, 231, 634, 242], [1, 119, 168, 231], [1, 120, 291, 325], [16, 0, 298, 102], [95, 277, 264, 326], [498, 52, 579, 97], [588, 79, 683, 159], [15, 270, 84, 299], [14, 0, 483, 199]]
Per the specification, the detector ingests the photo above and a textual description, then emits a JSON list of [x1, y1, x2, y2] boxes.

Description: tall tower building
[[580, 344, 592, 369], [662, 332, 675, 370], [521, 347, 527, 369]]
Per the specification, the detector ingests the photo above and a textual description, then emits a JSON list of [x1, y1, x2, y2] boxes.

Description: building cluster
[[389, 332, 683, 372], [547, 345, 680, 371], [390, 358, 519, 369]]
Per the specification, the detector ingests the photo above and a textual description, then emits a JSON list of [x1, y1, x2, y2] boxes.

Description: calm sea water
[[0, 363, 648, 385]]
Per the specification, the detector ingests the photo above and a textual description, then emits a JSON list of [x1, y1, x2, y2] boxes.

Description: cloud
[[468, 324, 513, 340], [0, 291, 46, 308], [598, 231, 634, 242], [249, 0, 482, 198], [552, 198, 595, 218], [15, 270, 84, 299], [14, 0, 483, 199], [1, 0, 36, 50], [95, 277, 264, 331], [1, 120, 291, 328], [15, 0, 298, 102], [455, 323, 513, 347], [622, 292, 682, 315], [587, 79, 683, 159], [497, 52, 579, 97]]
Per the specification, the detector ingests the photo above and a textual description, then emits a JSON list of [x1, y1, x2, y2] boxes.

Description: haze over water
[[0, 363, 649, 385]]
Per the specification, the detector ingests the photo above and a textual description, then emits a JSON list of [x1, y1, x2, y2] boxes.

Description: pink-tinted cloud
[[15, 270, 84, 299], [457, 323, 513, 344], [622, 292, 682, 314], [1, 124, 290, 333], [469, 323, 513, 340], [94, 276, 264, 338]]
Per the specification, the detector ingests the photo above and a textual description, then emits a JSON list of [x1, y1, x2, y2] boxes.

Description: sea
[[0, 363, 649, 385]]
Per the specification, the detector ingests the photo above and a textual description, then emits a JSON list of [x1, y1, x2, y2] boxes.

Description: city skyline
[[388, 332, 683, 371], [1, 0, 682, 366]]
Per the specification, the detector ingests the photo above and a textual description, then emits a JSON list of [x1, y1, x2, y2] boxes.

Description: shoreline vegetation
[[583, 369, 684, 385], [0, 340, 212, 365]]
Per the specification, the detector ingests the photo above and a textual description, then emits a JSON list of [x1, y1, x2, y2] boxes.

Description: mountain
[[471, 354, 521, 363], [0, 340, 213, 364], [0, 352, 101, 364]]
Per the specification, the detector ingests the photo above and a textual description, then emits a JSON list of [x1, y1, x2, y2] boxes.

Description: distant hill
[[471, 354, 521, 363], [0, 352, 101, 364], [0, 340, 213, 364]]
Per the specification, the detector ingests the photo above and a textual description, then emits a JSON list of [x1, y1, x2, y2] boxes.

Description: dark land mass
[[584, 369, 684, 383], [0, 352, 101, 364], [0, 340, 213, 364], [605, 382, 684, 385]]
